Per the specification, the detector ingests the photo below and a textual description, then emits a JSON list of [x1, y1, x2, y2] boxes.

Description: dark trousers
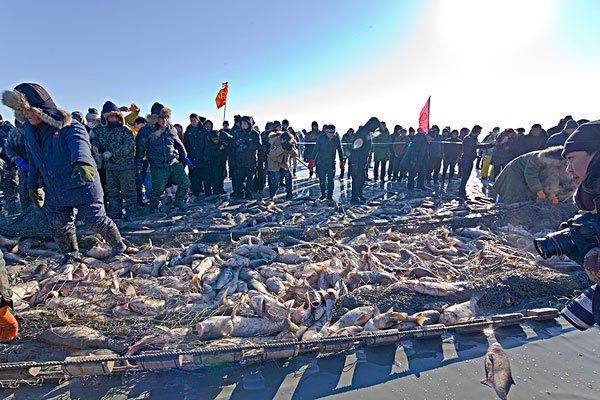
[[373, 159, 388, 181], [210, 161, 227, 194], [391, 156, 406, 181], [254, 158, 267, 192], [492, 163, 505, 181], [350, 162, 366, 200], [234, 167, 255, 198], [428, 156, 442, 182], [105, 167, 137, 216], [459, 158, 475, 196], [268, 168, 292, 198], [407, 165, 426, 189], [441, 158, 458, 180], [388, 155, 397, 179], [46, 200, 117, 239], [190, 167, 213, 196], [136, 161, 148, 205], [317, 166, 335, 199]]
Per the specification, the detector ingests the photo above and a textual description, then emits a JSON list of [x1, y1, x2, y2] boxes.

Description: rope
[[0, 313, 545, 372]]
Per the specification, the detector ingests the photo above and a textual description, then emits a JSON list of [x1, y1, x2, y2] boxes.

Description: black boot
[[55, 232, 82, 264], [100, 224, 127, 258]]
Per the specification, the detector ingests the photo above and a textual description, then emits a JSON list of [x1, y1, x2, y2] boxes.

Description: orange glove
[[537, 190, 546, 200], [0, 306, 18, 341], [549, 193, 559, 205]]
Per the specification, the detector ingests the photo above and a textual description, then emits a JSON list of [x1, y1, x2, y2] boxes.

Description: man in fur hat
[[135, 102, 191, 212], [92, 101, 138, 220], [231, 116, 260, 200], [2, 83, 127, 261]]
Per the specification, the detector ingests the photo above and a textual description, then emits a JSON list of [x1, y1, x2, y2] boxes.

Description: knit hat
[[101, 101, 123, 126], [71, 111, 84, 123], [562, 120, 600, 157], [2, 83, 71, 129], [86, 108, 100, 121], [565, 119, 579, 130]]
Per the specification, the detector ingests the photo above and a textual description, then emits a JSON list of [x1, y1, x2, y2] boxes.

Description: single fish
[[196, 316, 292, 340], [330, 306, 375, 331], [40, 325, 126, 352], [481, 342, 515, 400], [439, 291, 484, 325]]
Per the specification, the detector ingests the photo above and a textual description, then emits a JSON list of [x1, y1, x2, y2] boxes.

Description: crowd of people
[[0, 82, 597, 343]]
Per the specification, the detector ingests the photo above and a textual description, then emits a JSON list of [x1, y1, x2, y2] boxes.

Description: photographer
[[549, 121, 600, 330]]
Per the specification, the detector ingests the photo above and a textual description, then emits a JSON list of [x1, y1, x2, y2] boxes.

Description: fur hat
[[2, 83, 71, 129], [147, 102, 171, 124], [562, 120, 600, 157], [101, 101, 124, 126]]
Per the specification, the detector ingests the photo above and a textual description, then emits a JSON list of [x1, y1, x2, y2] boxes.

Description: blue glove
[[14, 157, 28, 172], [181, 156, 194, 169]]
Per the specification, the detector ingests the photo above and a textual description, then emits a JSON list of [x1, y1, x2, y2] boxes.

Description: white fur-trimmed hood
[[2, 89, 72, 129]]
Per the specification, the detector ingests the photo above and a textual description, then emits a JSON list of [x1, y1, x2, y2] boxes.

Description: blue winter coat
[[24, 120, 103, 207]]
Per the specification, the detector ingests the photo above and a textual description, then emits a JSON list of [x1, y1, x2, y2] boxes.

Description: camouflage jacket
[[92, 124, 135, 169], [5, 126, 28, 163]]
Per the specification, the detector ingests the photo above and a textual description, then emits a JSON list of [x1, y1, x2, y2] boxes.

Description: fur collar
[[2, 90, 71, 130]]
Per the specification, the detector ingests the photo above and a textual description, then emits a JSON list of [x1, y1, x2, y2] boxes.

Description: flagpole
[[223, 102, 227, 123]]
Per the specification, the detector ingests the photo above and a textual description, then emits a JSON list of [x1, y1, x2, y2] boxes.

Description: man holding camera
[[551, 121, 600, 330]]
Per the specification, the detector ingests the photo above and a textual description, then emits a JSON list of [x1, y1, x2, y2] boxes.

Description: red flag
[[215, 82, 228, 109], [418, 96, 430, 132]]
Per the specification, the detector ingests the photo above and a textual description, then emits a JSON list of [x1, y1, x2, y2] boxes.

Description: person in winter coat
[[492, 146, 576, 204], [546, 115, 573, 137], [0, 117, 18, 214], [135, 102, 192, 212], [404, 129, 431, 190], [558, 121, 600, 332], [232, 116, 261, 200], [518, 124, 548, 155], [267, 124, 297, 200], [92, 101, 138, 220], [545, 119, 578, 148], [441, 129, 461, 181], [341, 128, 355, 180], [183, 113, 208, 199], [84, 108, 100, 133], [349, 117, 379, 203], [2, 83, 126, 261], [372, 121, 390, 182], [207, 130, 230, 195], [255, 121, 273, 192], [458, 125, 494, 197], [313, 124, 343, 200], [391, 127, 409, 182], [490, 128, 516, 180], [304, 121, 320, 178], [4, 120, 30, 210], [427, 125, 443, 183]]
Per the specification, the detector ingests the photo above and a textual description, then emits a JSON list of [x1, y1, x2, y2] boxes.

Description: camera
[[534, 213, 600, 265]]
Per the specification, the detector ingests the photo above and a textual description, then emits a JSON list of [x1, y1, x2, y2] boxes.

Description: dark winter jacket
[[545, 131, 570, 148], [233, 128, 261, 169], [462, 134, 493, 162], [24, 113, 103, 207], [183, 124, 208, 167], [518, 133, 548, 155], [442, 137, 462, 160], [5, 126, 28, 163], [313, 133, 343, 169], [348, 131, 372, 166], [136, 121, 187, 168], [428, 133, 443, 159], [404, 132, 429, 169], [341, 132, 355, 159]]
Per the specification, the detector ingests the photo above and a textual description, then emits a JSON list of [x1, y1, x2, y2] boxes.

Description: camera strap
[[593, 286, 600, 327]]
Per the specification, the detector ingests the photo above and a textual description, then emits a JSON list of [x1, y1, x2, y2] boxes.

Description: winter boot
[[55, 232, 82, 264], [100, 225, 127, 258]]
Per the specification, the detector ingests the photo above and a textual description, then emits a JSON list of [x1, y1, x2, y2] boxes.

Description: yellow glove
[[549, 193, 559, 205], [536, 190, 546, 200], [28, 188, 44, 208], [72, 162, 95, 183]]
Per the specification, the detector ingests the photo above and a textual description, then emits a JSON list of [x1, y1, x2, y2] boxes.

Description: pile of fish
[[0, 191, 588, 362]]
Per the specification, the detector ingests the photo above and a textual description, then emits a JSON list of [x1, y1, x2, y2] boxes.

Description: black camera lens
[[533, 230, 576, 259]]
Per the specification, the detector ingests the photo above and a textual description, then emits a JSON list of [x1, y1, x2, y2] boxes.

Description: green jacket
[[92, 124, 135, 170], [493, 147, 576, 204], [372, 129, 390, 161]]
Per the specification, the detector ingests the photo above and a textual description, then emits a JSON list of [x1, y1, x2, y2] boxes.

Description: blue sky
[[0, 0, 598, 131]]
